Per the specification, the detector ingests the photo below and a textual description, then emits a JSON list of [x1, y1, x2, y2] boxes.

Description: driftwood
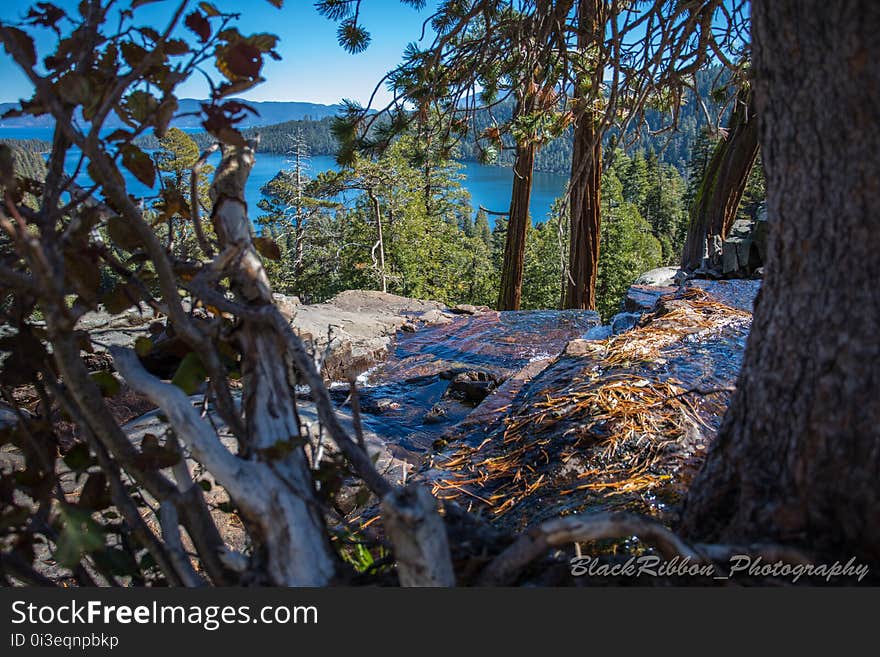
[[479, 512, 811, 586], [381, 486, 456, 587]]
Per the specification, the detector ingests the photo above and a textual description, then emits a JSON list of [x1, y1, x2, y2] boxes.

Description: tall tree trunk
[[564, 115, 601, 309], [680, 0, 880, 563], [563, 0, 604, 310], [498, 141, 536, 310], [368, 189, 387, 293], [294, 143, 304, 279], [294, 218, 305, 279], [680, 87, 759, 272], [209, 142, 336, 584]]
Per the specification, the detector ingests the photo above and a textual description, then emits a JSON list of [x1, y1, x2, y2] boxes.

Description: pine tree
[[474, 209, 493, 248]]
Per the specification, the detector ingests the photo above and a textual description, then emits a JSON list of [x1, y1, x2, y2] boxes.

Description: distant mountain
[[0, 99, 349, 129]]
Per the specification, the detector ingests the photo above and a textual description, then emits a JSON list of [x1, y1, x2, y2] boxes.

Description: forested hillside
[[135, 68, 730, 176], [135, 116, 340, 155], [0, 138, 48, 185]]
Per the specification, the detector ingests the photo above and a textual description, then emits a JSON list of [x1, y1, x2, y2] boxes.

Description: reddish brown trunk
[[563, 0, 604, 310], [680, 0, 880, 563], [498, 142, 536, 310], [564, 116, 601, 309], [680, 88, 759, 272]]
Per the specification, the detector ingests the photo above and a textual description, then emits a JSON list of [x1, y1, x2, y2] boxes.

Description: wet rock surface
[[624, 284, 679, 313], [416, 282, 759, 533], [348, 309, 600, 453], [272, 290, 461, 380], [67, 290, 459, 381], [6, 278, 761, 567], [684, 278, 761, 313]]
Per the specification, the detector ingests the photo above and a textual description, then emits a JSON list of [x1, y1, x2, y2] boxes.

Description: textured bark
[[563, 0, 604, 311], [680, 87, 759, 272], [381, 486, 455, 587], [208, 142, 336, 585], [564, 116, 601, 309], [680, 0, 880, 562], [498, 142, 536, 310], [367, 189, 387, 293]]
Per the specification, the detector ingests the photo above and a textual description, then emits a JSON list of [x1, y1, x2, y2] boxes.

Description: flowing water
[[332, 310, 600, 459], [336, 280, 761, 528]]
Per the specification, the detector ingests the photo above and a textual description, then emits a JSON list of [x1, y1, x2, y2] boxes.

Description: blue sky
[[0, 0, 437, 106]]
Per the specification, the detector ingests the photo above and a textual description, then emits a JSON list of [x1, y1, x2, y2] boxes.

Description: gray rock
[[279, 290, 455, 380], [272, 293, 301, 317], [684, 279, 762, 312], [717, 210, 768, 277], [583, 324, 612, 341], [624, 285, 678, 313], [446, 371, 498, 404], [611, 312, 641, 335], [634, 266, 681, 287], [75, 303, 156, 351]]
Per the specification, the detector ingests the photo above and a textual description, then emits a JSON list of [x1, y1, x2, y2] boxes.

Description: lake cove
[[0, 127, 568, 227]]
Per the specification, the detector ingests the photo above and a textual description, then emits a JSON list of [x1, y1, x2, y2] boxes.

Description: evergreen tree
[[473, 209, 493, 248], [151, 127, 214, 258], [595, 170, 663, 319]]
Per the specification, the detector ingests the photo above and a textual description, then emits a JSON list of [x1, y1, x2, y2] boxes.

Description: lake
[[0, 127, 568, 226]]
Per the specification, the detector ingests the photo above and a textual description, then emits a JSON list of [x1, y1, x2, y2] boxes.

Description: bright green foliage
[[151, 127, 215, 259], [737, 153, 766, 222], [263, 134, 497, 306], [256, 133, 340, 297], [596, 171, 664, 320], [620, 151, 649, 209], [521, 201, 567, 310], [156, 127, 200, 186], [683, 128, 766, 226], [617, 150, 687, 264]]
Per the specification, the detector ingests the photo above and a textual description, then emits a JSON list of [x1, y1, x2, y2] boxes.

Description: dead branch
[[381, 485, 456, 587], [479, 512, 701, 585], [159, 500, 206, 587]]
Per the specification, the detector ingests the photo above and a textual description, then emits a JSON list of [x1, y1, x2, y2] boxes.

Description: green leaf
[[99, 283, 137, 314], [62, 443, 95, 473], [107, 215, 141, 251], [353, 486, 371, 509], [53, 506, 106, 568], [120, 144, 155, 187], [106, 215, 141, 251], [92, 548, 139, 577], [171, 352, 206, 395], [124, 90, 159, 124], [135, 433, 182, 470], [185, 11, 211, 43], [163, 38, 189, 56], [56, 73, 91, 105], [90, 371, 121, 398], [78, 472, 112, 511], [120, 41, 149, 69], [134, 336, 153, 357], [2, 27, 37, 68], [253, 236, 281, 261], [65, 251, 101, 303]]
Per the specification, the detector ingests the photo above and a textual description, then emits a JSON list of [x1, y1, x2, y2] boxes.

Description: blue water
[[1, 127, 567, 226]]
